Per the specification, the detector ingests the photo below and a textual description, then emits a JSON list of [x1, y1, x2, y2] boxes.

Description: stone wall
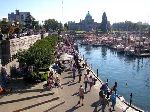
[[9, 34, 41, 56], [0, 33, 49, 74]]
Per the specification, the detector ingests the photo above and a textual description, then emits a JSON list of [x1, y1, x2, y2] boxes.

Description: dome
[[86, 11, 92, 18]]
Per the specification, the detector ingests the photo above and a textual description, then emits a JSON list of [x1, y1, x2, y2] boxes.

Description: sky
[[0, 0, 150, 24]]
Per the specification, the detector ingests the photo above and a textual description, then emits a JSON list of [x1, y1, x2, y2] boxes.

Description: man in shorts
[[78, 85, 84, 106]]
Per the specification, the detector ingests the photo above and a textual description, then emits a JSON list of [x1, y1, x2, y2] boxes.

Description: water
[[79, 45, 150, 111]]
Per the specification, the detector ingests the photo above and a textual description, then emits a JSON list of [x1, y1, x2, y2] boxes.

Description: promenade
[[0, 59, 139, 112]]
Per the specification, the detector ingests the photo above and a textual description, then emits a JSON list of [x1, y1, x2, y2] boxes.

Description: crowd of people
[[0, 35, 123, 111], [50, 36, 122, 111]]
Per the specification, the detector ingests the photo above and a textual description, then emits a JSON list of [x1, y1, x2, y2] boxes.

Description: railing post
[[130, 93, 133, 106], [97, 69, 99, 77], [107, 79, 108, 83], [115, 81, 117, 94]]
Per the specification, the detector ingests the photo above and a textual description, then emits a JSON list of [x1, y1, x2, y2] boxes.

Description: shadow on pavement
[[13, 97, 59, 112], [68, 81, 78, 86], [3, 78, 44, 95], [43, 101, 65, 112], [72, 92, 79, 96], [67, 71, 72, 74], [91, 100, 104, 112], [91, 100, 100, 107], [84, 90, 90, 94], [0, 92, 54, 105], [63, 75, 72, 79], [9, 88, 49, 95], [62, 81, 69, 86], [65, 104, 81, 112]]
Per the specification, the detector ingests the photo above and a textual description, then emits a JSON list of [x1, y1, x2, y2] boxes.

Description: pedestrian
[[84, 74, 88, 92], [1, 66, 8, 88], [101, 95, 109, 112], [86, 69, 90, 75], [100, 82, 108, 95], [72, 65, 76, 82], [78, 72, 82, 83], [54, 75, 63, 89], [78, 85, 84, 106], [92, 77, 97, 85], [89, 75, 93, 91], [77, 64, 82, 83], [110, 82, 117, 94], [47, 75, 54, 90], [99, 89, 104, 106], [82, 59, 87, 69], [110, 91, 118, 111]]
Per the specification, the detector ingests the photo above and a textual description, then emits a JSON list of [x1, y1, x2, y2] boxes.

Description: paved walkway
[[0, 61, 140, 112]]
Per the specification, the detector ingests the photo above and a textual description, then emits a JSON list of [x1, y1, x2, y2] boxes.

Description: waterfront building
[[68, 11, 100, 31], [8, 10, 31, 25]]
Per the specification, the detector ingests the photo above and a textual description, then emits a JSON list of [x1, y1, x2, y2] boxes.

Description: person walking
[[88, 75, 93, 91], [72, 64, 76, 82], [78, 85, 84, 106], [110, 91, 118, 111], [99, 89, 104, 106], [100, 82, 108, 95], [84, 74, 88, 92], [54, 75, 63, 89], [110, 82, 117, 94], [77, 64, 82, 83], [78, 72, 82, 83], [101, 95, 109, 112]]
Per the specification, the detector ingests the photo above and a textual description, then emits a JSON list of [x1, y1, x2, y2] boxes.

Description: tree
[[0, 20, 10, 34], [112, 21, 150, 31], [64, 23, 68, 31], [44, 19, 60, 31], [100, 12, 110, 33], [17, 35, 58, 74], [24, 14, 35, 30]]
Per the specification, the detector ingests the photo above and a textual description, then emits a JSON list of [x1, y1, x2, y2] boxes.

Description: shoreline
[[79, 55, 144, 112]]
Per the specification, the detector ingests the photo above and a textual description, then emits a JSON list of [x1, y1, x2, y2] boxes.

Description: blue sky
[[0, 0, 150, 24]]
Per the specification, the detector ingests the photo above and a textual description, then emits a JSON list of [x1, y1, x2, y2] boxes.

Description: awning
[[59, 53, 73, 61]]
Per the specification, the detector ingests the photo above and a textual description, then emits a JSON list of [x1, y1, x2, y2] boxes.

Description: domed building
[[68, 11, 100, 31]]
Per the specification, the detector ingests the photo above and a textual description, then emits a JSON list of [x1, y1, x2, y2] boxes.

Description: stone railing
[[9, 34, 41, 56], [0, 33, 48, 66]]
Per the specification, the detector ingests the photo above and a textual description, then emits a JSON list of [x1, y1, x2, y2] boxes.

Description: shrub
[[40, 72, 48, 81]]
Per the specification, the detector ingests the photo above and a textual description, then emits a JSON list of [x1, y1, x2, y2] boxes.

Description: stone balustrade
[[0, 33, 48, 66]]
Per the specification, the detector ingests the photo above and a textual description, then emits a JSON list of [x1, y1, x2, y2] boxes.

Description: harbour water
[[79, 45, 150, 111]]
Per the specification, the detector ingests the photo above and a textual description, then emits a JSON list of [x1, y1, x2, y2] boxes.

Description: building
[[8, 10, 31, 25], [68, 11, 100, 31]]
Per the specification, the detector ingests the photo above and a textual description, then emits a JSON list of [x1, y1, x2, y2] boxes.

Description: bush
[[17, 35, 58, 73], [10, 66, 17, 78], [40, 72, 48, 81]]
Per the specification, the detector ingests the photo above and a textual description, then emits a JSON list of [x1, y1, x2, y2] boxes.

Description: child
[[54, 76, 63, 89]]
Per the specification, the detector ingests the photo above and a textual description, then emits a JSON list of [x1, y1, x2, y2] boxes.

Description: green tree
[[112, 21, 150, 31], [24, 14, 35, 30], [0, 20, 10, 34], [64, 23, 68, 31], [44, 19, 61, 31], [100, 12, 110, 33], [17, 35, 58, 74]]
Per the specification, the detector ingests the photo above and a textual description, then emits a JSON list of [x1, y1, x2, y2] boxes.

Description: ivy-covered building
[[68, 11, 100, 31]]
